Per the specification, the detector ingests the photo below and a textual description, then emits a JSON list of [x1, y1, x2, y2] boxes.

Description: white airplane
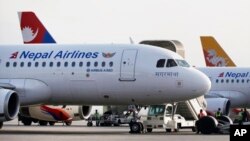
[[198, 36, 250, 116], [198, 67, 250, 113], [0, 43, 211, 130]]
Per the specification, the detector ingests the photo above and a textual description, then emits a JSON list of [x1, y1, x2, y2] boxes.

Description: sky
[[0, 0, 250, 67]]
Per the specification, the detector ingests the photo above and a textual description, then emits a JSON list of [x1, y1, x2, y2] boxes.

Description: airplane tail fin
[[200, 36, 236, 67], [18, 11, 56, 44]]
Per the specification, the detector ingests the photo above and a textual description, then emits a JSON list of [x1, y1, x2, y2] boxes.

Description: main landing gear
[[129, 121, 144, 134]]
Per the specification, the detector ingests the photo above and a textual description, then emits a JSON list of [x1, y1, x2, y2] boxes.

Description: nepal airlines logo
[[21, 26, 39, 42], [9, 50, 100, 61], [218, 72, 224, 77], [10, 52, 19, 59], [218, 72, 249, 79]]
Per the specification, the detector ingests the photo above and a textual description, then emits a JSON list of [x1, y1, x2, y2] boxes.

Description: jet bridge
[[139, 40, 185, 58]]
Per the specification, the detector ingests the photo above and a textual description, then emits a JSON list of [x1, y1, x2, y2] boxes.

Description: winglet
[[18, 11, 56, 44], [200, 36, 236, 67]]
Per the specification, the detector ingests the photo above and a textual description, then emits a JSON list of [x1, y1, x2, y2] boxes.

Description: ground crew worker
[[238, 109, 244, 125], [215, 108, 222, 118], [95, 110, 100, 126], [196, 109, 207, 134], [242, 108, 249, 122]]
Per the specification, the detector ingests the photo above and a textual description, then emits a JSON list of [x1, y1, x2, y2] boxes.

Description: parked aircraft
[[0, 43, 211, 129], [199, 36, 249, 116]]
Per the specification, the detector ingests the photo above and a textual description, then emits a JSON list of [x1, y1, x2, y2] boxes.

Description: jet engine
[[0, 89, 19, 122], [206, 98, 230, 115], [79, 105, 92, 119]]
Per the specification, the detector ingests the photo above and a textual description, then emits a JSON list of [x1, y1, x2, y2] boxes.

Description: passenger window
[[79, 62, 83, 67], [156, 59, 165, 68], [247, 79, 250, 83], [64, 62, 68, 67], [49, 62, 53, 67], [57, 62, 61, 67], [42, 62, 46, 67], [35, 62, 39, 67], [236, 79, 239, 83], [20, 62, 24, 67], [102, 62, 105, 67], [221, 79, 224, 83], [226, 79, 229, 83], [166, 59, 177, 67], [231, 79, 234, 83], [13, 62, 17, 67], [216, 79, 219, 83], [94, 61, 98, 67], [87, 62, 91, 67], [109, 62, 113, 67], [72, 62, 76, 67], [242, 79, 245, 83], [6, 62, 10, 67], [28, 62, 32, 67]]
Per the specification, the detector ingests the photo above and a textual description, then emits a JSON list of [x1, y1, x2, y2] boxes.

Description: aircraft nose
[[189, 68, 211, 98]]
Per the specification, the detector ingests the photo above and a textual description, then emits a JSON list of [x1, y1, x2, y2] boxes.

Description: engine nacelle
[[79, 105, 92, 119], [0, 89, 19, 122], [206, 98, 231, 115]]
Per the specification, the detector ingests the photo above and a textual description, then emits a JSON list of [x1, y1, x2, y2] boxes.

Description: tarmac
[[0, 119, 229, 141]]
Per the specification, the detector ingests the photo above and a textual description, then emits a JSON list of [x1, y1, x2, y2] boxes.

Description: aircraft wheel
[[39, 120, 48, 126], [130, 122, 141, 133], [87, 122, 93, 127], [65, 121, 72, 126], [22, 119, 32, 126], [198, 116, 218, 134], [49, 122, 55, 126], [0, 122, 3, 129]]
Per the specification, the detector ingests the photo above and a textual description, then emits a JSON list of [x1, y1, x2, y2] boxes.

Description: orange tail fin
[[200, 36, 236, 67]]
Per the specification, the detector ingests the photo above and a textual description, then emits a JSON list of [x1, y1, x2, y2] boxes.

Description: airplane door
[[120, 49, 138, 81]]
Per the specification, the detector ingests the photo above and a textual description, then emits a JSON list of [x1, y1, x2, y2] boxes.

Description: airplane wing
[[0, 83, 16, 90]]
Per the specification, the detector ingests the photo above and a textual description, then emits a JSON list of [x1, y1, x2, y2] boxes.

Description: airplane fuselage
[[0, 44, 210, 106], [199, 67, 250, 107]]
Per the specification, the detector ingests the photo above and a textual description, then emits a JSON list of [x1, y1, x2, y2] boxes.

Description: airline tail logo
[[218, 72, 224, 77], [22, 26, 39, 42], [18, 12, 56, 44], [102, 52, 116, 58], [10, 52, 18, 59], [204, 49, 227, 66], [200, 36, 236, 67]]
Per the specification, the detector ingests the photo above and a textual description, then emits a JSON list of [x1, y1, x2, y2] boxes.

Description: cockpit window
[[156, 59, 166, 68], [166, 59, 177, 67], [175, 59, 190, 67]]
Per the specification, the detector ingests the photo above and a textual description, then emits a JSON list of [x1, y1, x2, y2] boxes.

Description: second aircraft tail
[[200, 36, 236, 67]]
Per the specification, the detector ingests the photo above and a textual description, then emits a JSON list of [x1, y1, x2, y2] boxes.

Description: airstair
[[176, 96, 207, 120]]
